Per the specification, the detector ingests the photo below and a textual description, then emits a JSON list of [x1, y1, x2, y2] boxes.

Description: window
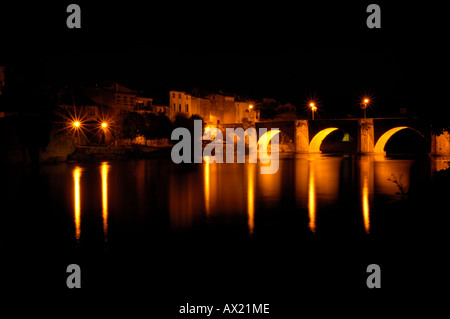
[[172, 93, 175, 98], [185, 104, 189, 112], [179, 94, 181, 99], [173, 103, 176, 110], [178, 104, 181, 112]]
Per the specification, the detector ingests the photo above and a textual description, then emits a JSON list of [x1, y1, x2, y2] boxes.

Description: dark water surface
[[1, 154, 447, 315]]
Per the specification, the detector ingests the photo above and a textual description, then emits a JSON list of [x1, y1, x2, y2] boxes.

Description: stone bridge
[[218, 118, 450, 155]]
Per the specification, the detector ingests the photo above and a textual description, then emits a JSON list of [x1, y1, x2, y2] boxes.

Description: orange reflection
[[248, 164, 255, 235], [362, 177, 370, 233], [73, 167, 81, 241], [308, 159, 316, 233], [361, 156, 374, 234], [374, 157, 412, 201], [101, 162, 109, 241], [432, 155, 450, 172], [361, 159, 370, 234], [204, 159, 210, 217]]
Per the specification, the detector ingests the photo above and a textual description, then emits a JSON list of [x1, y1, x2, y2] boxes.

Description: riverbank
[[67, 145, 172, 163]]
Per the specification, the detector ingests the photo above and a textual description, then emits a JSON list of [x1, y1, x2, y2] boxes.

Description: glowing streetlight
[[72, 121, 82, 145], [361, 98, 370, 118], [310, 102, 317, 120], [100, 122, 109, 145], [247, 104, 255, 122]]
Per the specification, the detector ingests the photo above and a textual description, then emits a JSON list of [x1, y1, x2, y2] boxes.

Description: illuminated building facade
[[169, 90, 259, 124]]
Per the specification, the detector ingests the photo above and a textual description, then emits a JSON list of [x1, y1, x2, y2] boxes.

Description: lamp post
[[310, 102, 317, 120], [248, 104, 254, 122], [73, 121, 81, 146], [101, 122, 108, 145], [361, 98, 369, 119]]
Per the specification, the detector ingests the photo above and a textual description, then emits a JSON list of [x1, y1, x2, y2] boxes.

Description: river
[[1, 154, 447, 313]]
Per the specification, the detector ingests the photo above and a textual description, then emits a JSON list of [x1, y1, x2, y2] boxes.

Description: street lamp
[[310, 102, 317, 120], [101, 122, 108, 145], [72, 121, 82, 145], [248, 104, 254, 122], [361, 98, 370, 118]]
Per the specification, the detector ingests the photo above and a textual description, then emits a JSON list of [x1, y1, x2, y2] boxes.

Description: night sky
[[0, 2, 445, 119]]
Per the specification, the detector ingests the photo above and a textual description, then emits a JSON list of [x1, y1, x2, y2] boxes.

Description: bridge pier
[[295, 120, 310, 153], [358, 118, 375, 154], [431, 131, 450, 156]]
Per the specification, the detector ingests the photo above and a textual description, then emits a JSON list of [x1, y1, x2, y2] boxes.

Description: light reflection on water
[[308, 158, 316, 233], [69, 154, 435, 243], [360, 156, 373, 234], [247, 163, 255, 235], [101, 162, 109, 242], [73, 166, 82, 242]]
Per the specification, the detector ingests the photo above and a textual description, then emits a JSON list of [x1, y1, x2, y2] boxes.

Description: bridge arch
[[257, 129, 295, 152], [374, 126, 426, 153], [309, 127, 339, 153], [257, 130, 281, 153]]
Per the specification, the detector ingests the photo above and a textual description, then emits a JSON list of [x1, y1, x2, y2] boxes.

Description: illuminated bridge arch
[[257, 130, 281, 153], [309, 127, 339, 153], [257, 129, 296, 152], [374, 126, 426, 153]]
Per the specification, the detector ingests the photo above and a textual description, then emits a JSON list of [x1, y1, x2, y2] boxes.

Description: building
[[152, 105, 169, 115], [169, 90, 259, 124], [135, 96, 154, 111], [235, 100, 259, 123], [170, 90, 191, 120], [206, 93, 236, 124], [83, 82, 168, 117]]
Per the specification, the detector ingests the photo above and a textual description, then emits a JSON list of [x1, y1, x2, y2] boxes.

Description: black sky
[[0, 1, 446, 119]]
